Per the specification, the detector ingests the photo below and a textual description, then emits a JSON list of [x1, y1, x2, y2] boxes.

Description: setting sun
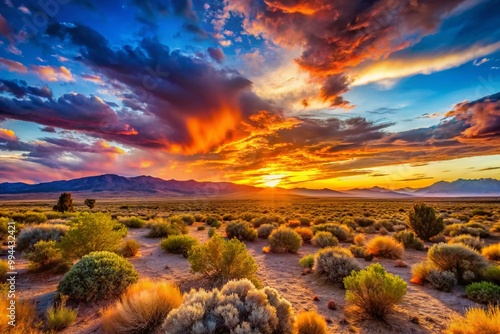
[[262, 174, 286, 187]]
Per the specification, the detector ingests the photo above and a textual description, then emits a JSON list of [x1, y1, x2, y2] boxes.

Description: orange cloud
[[0, 57, 27, 73], [30, 65, 75, 82], [0, 128, 17, 140]]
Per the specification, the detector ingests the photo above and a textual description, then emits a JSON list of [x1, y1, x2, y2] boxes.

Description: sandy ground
[[13, 224, 481, 334]]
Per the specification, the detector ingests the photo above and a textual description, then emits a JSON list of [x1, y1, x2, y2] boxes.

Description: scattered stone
[[395, 259, 408, 268], [409, 316, 419, 324], [312, 295, 320, 301], [327, 300, 336, 310]]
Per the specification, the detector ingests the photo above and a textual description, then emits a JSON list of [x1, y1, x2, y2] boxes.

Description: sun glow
[[262, 174, 286, 187]]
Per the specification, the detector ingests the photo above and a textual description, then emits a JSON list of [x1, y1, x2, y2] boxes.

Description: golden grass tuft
[[294, 311, 328, 334], [46, 295, 77, 331], [353, 233, 365, 246], [366, 236, 404, 259], [410, 261, 433, 284], [295, 227, 313, 242], [482, 243, 500, 261], [101, 279, 183, 334], [446, 306, 500, 334], [0, 297, 41, 334]]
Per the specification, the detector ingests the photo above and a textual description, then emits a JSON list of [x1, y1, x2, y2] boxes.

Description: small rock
[[312, 295, 320, 301], [327, 300, 336, 310], [395, 259, 408, 268], [409, 316, 419, 324]]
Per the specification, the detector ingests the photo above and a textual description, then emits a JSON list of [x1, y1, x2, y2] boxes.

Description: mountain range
[[0, 174, 499, 198]]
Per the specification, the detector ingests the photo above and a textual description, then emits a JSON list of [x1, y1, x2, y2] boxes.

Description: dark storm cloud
[[207, 47, 225, 63], [0, 79, 53, 99]]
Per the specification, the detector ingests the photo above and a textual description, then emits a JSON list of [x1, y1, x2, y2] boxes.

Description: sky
[[0, 0, 499, 190]]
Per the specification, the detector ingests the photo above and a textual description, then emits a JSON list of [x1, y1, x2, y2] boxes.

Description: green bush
[[257, 224, 275, 239], [59, 212, 126, 258], [17, 224, 69, 252], [119, 217, 145, 228], [428, 243, 489, 284], [444, 223, 490, 238], [25, 240, 69, 272], [349, 245, 367, 258], [344, 263, 407, 318], [205, 216, 221, 228], [313, 223, 351, 241], [299, 254, 315, 269], [314, 247, 361, 286], [160, 235, 198, 257], [408, 202, 444, 241], [162, 279, 294, 334], [58, 251, 138, 301], [448, 235, 484, 251], [188, 234, 259, 286], [427, 270, 457, 292], [46, 295, 77, 331], [225, 220, 257, 241], [120, 239, 140, 258], [146, 219, 187, 238], [10, 211, 48, 224], [181, 214, 195, 225], [392, 230, 424, 250], [483, 266, 500, 284], [466, 282, 500, 304], [354, 217, 375, 227], [311, 231, 338, 248], [268, 227, 303, 253]]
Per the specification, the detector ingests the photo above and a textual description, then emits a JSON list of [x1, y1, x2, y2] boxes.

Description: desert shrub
[[146, 218, 187, 238], [472, 209, 492, 217], [428, 243, 489, 284], [188, 234, 259, 286], [162, 279, 294, 334], [208, 227, 217, 238], [160, 235, 198, 257], [58, 251, 138, 301], [314, 217, 327, 225], [314, 247, 361, 285], [366, 236, 404, 259], [299, 254, 315, 269], [84, 198, 96, 209], [311, 231, 338, 248], [181, 214, 195, 225], [268, 227, 303, 253], [411, 261, 435, 284], [205, 216, 222, 228], [294, 311, 328, 334], [392, 230, 424, 250], [288, 220, 301, 228], [448, 235, 484, 250], [102, 280, 183, 334], [257, 224, 275, 239], [0, 296, 40, 334], [46, 295, 77, 331], [120, 239, 140, 258], [17, 224, 69, 252], [197, 225, 205, 230], [353, 233, 365, 246], [483, 243, 500, 260], [349, 245, 367, 258], [119, 217, 145, 228], [25, 240, 69, 272], [299, 217, 311, 226], [444, 223, 490, 238], [295, 227, 313, 242], [430, 234, 447, 243], [354, 217, 375, 227], [466, 282, 500, 304], [11, 211, 48, 224], [379, 227, 389, 235], [0, 217, 8, 240], [427, 270, 457, 292], [483, 266, 500, 284], [194, 214, 204, 222], [344, 263, 407, 318], [408, 202, 444, 241], [313, 223, 351, 241], [446, 305, 500, 334], [226, 220, 257, 241], [53, 192, 74, 213], [59, 213, 125, 258]]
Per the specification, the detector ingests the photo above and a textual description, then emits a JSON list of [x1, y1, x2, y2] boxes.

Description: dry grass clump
[[353, 233, 365, 246], [482, 243, 500, 260], [366, 236, 404, 259], [268, 227, 303, 253], [314, 247, 361, 286], [311, 231, 338, 248], [294, 311, 328, 334], [295, 227, 313, 242], [120, 239, 140, 257], [102, 280, 183, 334], [446, 306, 500, 334], [448, 235, 484, 251], [0, 296, 41, 334], [46, 295, 77, 331]]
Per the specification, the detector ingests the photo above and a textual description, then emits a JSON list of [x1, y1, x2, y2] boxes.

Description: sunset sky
[[0, 0, 499, 190]]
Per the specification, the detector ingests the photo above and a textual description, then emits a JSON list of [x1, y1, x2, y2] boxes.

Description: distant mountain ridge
[[0, 174, 499, 198]]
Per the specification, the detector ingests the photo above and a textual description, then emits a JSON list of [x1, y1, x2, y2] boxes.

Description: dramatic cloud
[[0, 14, 10, 37], [0, 57, 27, 73], [227, 0, 467, 105], [0, 79, 53, 99], [30, 65, 75, 82], [207, 47, 225, 63]]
